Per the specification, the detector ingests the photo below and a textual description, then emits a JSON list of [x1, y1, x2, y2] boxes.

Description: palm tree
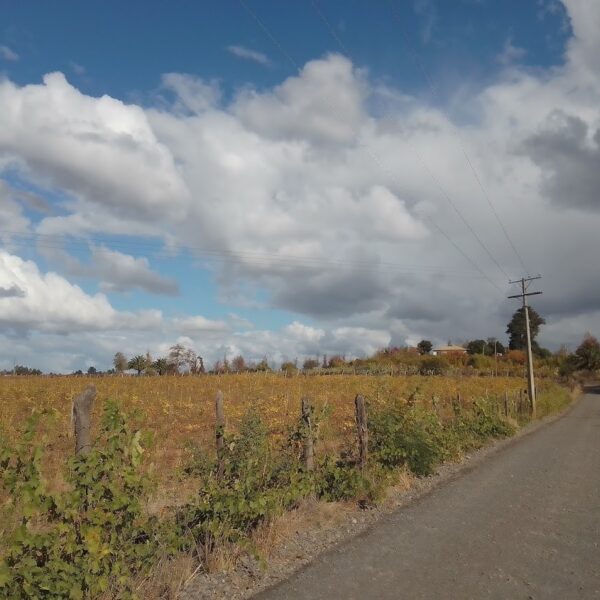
[[153, 357, 169, 376], [128, 355, 147, 376]]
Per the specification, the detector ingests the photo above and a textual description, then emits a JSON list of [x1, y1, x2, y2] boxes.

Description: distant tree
[[87, 366, 97, 375], [153, 357, 169, 375], [231, 355, 246, 373], [506, 307, 545, 352], [302, 358, 319, 371], [466, 339, 487, 355], [14, 365, 42, 376], [255, 358, 271, 372], [575, 334, 600, 371], [168, 344, 188, 374], [486, 338, 505, 355], [113, 352, 128, 374], [280, 361, 298, 376], [327, 355, 346, 368], [417, 340, 433, 355], [128, 355, 148, 376]]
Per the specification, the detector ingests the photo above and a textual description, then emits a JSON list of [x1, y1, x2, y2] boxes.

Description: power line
[[385, 0, 530, 275], [238, 0, 506, 292], [0, 229, 489, 278], [307, 0, 510, 284]]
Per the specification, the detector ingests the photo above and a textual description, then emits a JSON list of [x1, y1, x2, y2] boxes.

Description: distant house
[[432, 344, 467, 356]]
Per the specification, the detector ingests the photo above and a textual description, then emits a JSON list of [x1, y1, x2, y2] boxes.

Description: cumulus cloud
[[0, 250, 162, 334], [0, 72, 190, 225], [524, 111, 600, 210], [0, 283, 25, 298], [2, 0, 600, 370]]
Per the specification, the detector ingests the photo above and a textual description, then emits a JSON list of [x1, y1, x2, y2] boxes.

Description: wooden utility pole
[[508, 276, 542, 418]]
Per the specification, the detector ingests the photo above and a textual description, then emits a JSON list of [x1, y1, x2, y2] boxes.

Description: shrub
[[0, 402, 159, 599], [418, 356, 449, 376], [369, 401, 446, 476]]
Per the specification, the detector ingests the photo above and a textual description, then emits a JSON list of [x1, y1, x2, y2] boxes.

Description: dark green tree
[[506, 307, 546, 353], [153, 357, 169, 375], [466, 339, 487, 355], [417, 340, 433, 355], [486, 338, 505, 355]]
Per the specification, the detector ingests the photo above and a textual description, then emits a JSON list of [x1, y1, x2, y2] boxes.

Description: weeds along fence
[[0, 381, 570, 598]]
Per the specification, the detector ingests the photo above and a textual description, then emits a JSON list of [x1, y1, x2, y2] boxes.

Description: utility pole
[[508, 276, 542, 418]]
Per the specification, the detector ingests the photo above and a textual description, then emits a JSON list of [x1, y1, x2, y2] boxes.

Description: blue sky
[[0, 0, 599, 371]]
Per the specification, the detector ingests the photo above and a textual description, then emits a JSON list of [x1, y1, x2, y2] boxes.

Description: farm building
[[432, 344, 467, 356]]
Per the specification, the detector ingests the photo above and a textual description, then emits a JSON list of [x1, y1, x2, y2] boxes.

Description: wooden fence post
[[73, 386, 96, 455], [301, 396, 315, 472], [355, 394, 368, 471], [504, 391, 509, 417], [215, 390, 225, 478]]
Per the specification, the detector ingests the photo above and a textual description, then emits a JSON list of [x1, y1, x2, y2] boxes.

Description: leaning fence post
[[301, 396, 315, 472], [215, 390, 225, 478], [73, 386, 96, 455], [355, 394, 368, 471]]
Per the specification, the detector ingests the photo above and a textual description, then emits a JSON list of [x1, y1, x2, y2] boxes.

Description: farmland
[[0, 373, 560, 490], [0, 373, 573, 598]]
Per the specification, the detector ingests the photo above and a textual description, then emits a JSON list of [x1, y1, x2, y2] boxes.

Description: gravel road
[[255, 391, 600, 599]]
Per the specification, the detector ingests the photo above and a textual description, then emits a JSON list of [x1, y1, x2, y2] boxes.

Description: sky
[[0, 0, 599, 372]]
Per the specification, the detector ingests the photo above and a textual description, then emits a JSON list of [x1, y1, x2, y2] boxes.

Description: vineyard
[[0, 373, 572, 598]]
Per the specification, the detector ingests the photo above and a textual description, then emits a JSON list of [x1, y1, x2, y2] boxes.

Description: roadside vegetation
[[0, 369, 574, 599]]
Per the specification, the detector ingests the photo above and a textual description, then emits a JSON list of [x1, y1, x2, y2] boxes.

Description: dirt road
[[255, 391, 600, 599]]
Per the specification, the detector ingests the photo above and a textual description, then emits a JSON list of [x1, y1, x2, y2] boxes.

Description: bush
[[369, 401, 447, 476], [0, 402, 159, 599], [179, 410, 311, 556], [418, 356, 449, 376]]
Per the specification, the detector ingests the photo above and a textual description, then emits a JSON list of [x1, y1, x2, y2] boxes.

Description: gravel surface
[[181, 394, 591, 599]]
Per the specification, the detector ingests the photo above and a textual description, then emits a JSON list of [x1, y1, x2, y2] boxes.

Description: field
[[0, 373, 565, 499], [0, 373, 572, 598]]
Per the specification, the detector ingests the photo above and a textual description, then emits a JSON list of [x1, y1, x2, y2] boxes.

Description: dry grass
[[0, 373, 533, 502]]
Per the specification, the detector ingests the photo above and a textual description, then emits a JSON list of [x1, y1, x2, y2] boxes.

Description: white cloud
[[0, 250, 162, 334], [172, 315, 230, 333], [1, 0, 600, 370], [227, 45, 270, 66], [0, 45, 18, 62], [0, 72, 190, 225]]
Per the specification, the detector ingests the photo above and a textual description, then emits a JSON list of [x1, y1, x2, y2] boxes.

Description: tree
[[466, 339, 486, 355], [417, 340, 432, 355], [280, 361, 297, 376], [486, 338, 505, 355], [128, 355, 148, 376], [302, 358, 319, 371], [231, 355, 246, 373], [113, 352, 128, 374], [255, 358, 271, 372], [153, 357, 169, 376], [506, 307, 546, 352], [575, 334, 600, 371], [87, 366, 97, 375], [167, 344, 187, 374]]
